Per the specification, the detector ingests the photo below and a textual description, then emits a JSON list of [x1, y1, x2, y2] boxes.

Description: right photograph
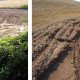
[[32, 0, 80, 80]]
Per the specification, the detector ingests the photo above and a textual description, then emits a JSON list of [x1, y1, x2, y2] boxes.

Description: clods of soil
[[32, 17, 80, 80]]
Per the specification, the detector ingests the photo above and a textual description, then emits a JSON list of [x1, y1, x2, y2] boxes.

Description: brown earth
[[32, 17, 80, 80], [0, 9, 27, 37], [32, 0, 80, 80], [32, 0, 80, 32]]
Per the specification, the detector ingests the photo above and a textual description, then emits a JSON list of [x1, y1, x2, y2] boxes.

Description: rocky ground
[[32, 0, 80, 80]]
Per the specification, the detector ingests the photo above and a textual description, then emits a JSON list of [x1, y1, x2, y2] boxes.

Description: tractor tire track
[[32, 18, 80, 80]]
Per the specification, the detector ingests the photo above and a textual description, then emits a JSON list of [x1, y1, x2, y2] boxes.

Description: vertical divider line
[[28, 0, 32, 80]]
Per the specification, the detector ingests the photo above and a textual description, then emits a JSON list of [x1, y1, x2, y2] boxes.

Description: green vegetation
[[0, 32, 28, 80], [20, 4, 28, 9]]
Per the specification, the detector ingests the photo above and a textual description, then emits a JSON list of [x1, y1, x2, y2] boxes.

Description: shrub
[[21, 4, 28, 9], [0, 32, 28, 80]]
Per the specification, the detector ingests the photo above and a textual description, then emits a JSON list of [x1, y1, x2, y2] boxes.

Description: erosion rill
[[32, 18, 80, 80]]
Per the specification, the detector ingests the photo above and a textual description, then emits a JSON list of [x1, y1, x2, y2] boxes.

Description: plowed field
[[0, 9, 27, 37], [32, 18, 80, 80]]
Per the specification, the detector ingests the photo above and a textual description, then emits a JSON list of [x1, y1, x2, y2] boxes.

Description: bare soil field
[[32, 17, 80, 80], [0, 9, 27, 37], [32, 0, 80, 80]]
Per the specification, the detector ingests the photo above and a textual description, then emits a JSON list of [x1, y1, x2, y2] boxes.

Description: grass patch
[[0, 32, 28, 80], [20, 4, 28, 9]]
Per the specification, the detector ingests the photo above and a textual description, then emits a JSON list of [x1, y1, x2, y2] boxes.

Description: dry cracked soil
[[32, 0, 80, 80]]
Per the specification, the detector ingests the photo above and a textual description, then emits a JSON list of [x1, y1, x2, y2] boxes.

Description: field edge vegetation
[[0, 32, 28, 80]]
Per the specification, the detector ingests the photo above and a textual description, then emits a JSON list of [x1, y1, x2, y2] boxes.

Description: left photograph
[[0, 0, 28, 80]]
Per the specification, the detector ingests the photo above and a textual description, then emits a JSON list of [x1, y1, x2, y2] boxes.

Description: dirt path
[[0, 9, 27, 37], [32, 18, 80, 80]]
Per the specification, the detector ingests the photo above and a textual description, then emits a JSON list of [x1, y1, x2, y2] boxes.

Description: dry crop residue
[[32, 18, 80, 80]]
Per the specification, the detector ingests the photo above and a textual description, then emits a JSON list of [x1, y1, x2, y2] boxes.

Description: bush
[[21, 4, 28, 9], [0, 32, 28, 80]]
